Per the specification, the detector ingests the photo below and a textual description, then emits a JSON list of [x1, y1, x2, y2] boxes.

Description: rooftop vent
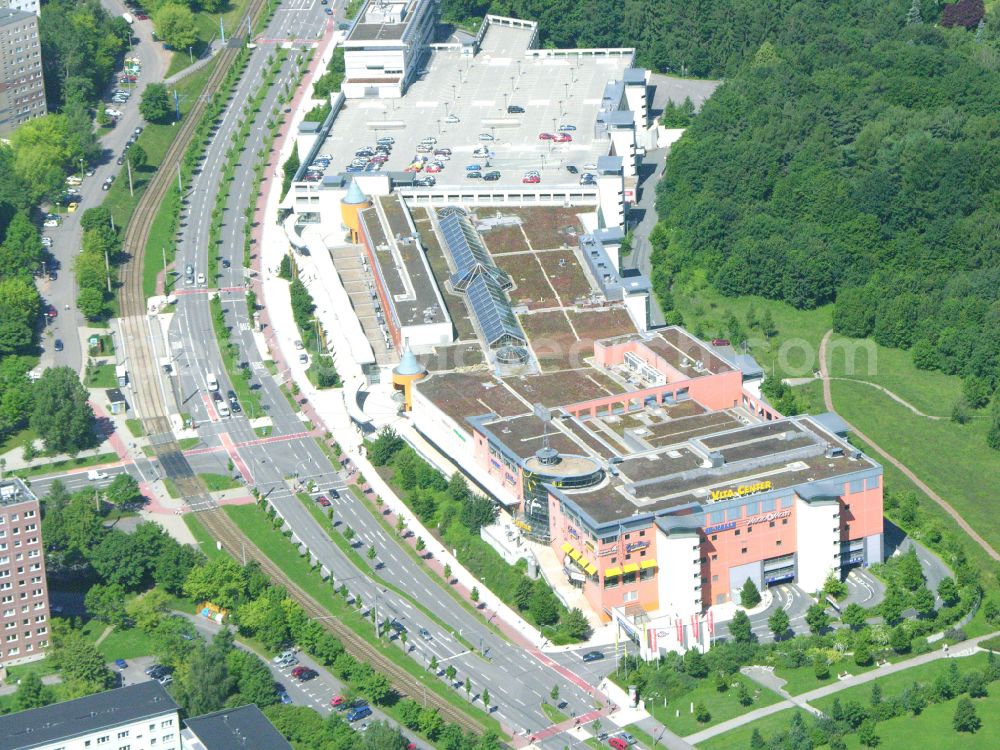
[[535, 446, 560, 466]]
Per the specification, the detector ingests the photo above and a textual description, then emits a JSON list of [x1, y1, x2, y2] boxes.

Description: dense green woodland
[[649, 0, 1000, 422]]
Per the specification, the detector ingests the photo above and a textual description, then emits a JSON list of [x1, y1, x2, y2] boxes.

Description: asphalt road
[[37, 5, 169, 375]]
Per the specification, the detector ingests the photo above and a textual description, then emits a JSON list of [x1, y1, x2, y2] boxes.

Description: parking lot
[[308, 23, 632, 188]]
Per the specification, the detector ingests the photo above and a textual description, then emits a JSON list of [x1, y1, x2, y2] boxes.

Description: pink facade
[[548, 495, 661, 615], [473, 431, 524, 504]]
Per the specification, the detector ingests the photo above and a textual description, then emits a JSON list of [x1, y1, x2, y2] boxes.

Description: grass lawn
[[222, 504, 502, 733], [830, 378, 1000, 555], [85, 363, 118, 389], [16, 452, 119, 480], [183, 513, 225, 560], [88, 625, 164, 662], [624, 724, 671, 748], [163, 478, 180, 498], [827, 334, 962, 416], [837, 690, 999, 749], [541, 702, 569, 723], [774, 658, 881, 696], [671, 269, 833, 379], [125, 419, 145, 438], [103, 59, 218, 231], [4, 658, 59, 686], [696, 707, 809, 750], [650, 674, 782, 736], [164, 0, 253, 78], [0, 426, 37, 456], [811, 653, 989, 713], [199, 472, 242, 492]]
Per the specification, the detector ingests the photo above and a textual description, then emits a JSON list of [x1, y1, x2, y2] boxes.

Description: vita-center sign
[[709, 480, 773, 502]]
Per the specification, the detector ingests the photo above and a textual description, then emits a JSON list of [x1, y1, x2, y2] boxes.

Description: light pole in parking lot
[[451, 84, 456, 101]]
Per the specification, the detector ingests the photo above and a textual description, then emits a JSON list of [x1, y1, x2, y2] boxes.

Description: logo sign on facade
[[703, 521, 737, 535], [568, 526, 580, 540], [710, 480, 773, 502], [746, 509, 791, 527], [625, 540, 650, 553], [598, 545, 618, 557]]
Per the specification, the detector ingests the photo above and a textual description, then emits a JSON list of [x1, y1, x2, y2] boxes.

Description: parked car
[[298, 352, 308, 364], [566, 165, 579, 174], [507, 105, 524, 113], [376, 138, 394, 145], [465, 163, 482, 172], [478, 133, 495, 141], [296, 668, 318, 681], [413, 176, 436, 186], [483, 171, 501, 181], [444, 114, 460, 123], [554, 133, 573, 142], [558, 124, 577, 131], [614, 731, 637, 746], [538, 132, 555, 140], [466, 171, 482, 179], [53, 339, 64, 352], [291, 665, 307, 678], [330, 695, 346, 708], [274, 649, 296, 664], [115, 659, 128, 669], [347, 705, 372, 722], [522, 174, 541, 184], [608, 738, 628, 750]]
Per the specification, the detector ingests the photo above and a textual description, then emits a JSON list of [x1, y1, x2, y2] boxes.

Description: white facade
[[794, 497, 840, 591], [12, 710, 180, 750], [342, 0, 437, 99], [655, 528, 702, 620], [0, 0, 39, 15]]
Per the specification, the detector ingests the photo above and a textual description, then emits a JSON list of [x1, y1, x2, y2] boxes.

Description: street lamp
[[451, 84, 457, 100]]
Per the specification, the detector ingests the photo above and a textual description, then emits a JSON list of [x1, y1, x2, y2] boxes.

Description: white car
[[444, 114, 460, 123], [298, 352, 308, 364], [196, 272, 206, 285], [583, 162, 598, 171], [43, 219, 60, 228], [41, 237, 53, 247], [478, 133, 495, 141], [87, 470, 109, 481]]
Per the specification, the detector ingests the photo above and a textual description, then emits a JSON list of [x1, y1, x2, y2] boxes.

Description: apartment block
[[0, 7, 46, 135], [0, 477, 50, 667]]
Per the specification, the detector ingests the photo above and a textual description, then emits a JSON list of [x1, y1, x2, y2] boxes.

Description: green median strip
[[293, 492, 478, 653], [16, 452, 120, 480]]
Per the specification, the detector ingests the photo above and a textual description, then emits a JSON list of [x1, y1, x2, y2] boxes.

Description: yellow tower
[[392, 342, 427, 411], [340, 178, 371, 243]]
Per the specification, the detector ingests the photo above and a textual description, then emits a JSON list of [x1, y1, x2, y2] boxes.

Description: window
[[769, 521, 775, 528], [623, 591, 638, 603], [782, 518, 788, 525], [741, 547, 747, 554], [711, 554, 718, 561], [712, 575, 719, 582], [639, 530, 645, 537], [776, 541, 782, 547], [710, 534, 717, 541], [735, 530, 741, 536], [850, 479, 865, 493], [97, 737, 109, 745], [117, 732, 129, 739]]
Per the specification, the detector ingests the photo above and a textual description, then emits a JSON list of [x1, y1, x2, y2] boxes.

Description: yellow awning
[[623, 563, 640, 574], [604, 567, 622, 578], [570, 550, 584, 563], [640, 559, 658, 570], [561, 542, 574, 554], [583, 562, 597, 575]]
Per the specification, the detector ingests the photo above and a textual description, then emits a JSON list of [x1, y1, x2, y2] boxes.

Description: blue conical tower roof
[[394, 342, 425, 376], [343, 178, 367, 205]]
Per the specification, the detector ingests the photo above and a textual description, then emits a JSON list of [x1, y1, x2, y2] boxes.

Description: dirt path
[[818, 330, 999, 561]]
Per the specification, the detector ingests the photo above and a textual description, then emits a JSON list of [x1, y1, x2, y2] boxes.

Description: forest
[[648, 0, 1000, 420]]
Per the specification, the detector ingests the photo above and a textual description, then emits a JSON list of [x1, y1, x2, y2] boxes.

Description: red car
[[554, 133, 573, 142], [330, 695, 346, 708], [291, 665, 306, 678], [317, 495, 331, 507], [45, 305, 58, 319], [538, 132, 554, 140], [608, 738, 628, 750], [136, 12, 149, 19], [522, 174, 540, 184]]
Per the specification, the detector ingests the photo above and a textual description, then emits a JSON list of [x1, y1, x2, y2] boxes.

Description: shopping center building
[[411, 327, 884, 652]]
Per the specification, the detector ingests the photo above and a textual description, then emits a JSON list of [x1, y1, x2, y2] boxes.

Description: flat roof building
[[0, 7, 46, 134], [0, 682, 180, 750], [181, 705, 293, 750], [0, 476, 50, 667], [410, 326, 883, 652]]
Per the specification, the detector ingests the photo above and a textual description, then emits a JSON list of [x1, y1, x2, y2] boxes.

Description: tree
[[445, 665, 457, 684], [550, 684, 560, 702], [906, 0, 922, 25], [683, 649, 709, 678], [854, 640, 873, 667], [127, 143, 148, 170], [9, 114, 75, 201], [528, 586, 560, 626], [841, 603, 868, 630], [173, 635, 236, 716], [429, 655, 439, 673], [126, 589, 170, 633], [768, 609, 789, 641], [890, 624, 911, 654], [729, 610, 753, 643], [953, 697, 981, 733], [749, 728, 765, 749], [154, 542, 202, 594], [695, 701, 711, 723], [880, 585, 908, 624], [912, 586, 936, 618], [0, 212, 42, 277], [0, 276, 39, 354], [14, 670, 52, 710], [30, 367, 97, 454], [559, 607, 591, 640], [481, 687, 490, 708], [51, 630, 115, 695], [363, 672, 394, 705], [938, 577, 960, 607], [140, 82, 171, 123], [737, 682, 753, 707], [443, 563, 452, 582], [88, 529, 150, 589], [470, 586, 479, 603], [154, 3, 197, 49], [858, 719, 880, 747], [368, 544, 378, 561], [84, 582, 128, 627], [805, 603, 831, 635], [987, 399, 1000, 451], [823, 571, 848, 601], [77, 287, 107, 320], [813, 654, 830, 680], [362, 721, 410, 750], [459, 493, 498, 533], [104, 473, 142, 509], [714, 671, 729, 692], [739, 578, 761, 608], [415, 536, 426, 552]]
